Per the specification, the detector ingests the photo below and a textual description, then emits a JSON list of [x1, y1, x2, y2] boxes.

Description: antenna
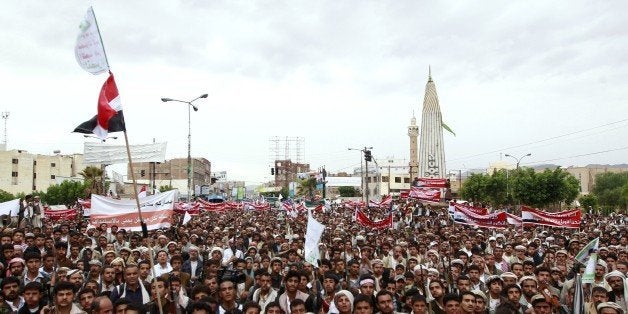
[[1, 112, 9, 146]]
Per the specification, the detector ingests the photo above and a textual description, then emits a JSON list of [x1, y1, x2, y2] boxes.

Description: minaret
[[418, 68, 446, 178], [408, 113, 419, 179]]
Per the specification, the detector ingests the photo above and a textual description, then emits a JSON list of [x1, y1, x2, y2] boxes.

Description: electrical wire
[[447, 118, 628, 162]]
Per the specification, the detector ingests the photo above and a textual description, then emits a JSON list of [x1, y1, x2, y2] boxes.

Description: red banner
[[416, 178, 448, 188], [521, 206, 581, 228], [400, 190, 409, 199], [453, 203, 488, 215], [409, 187, 441, 202], [173, 202, 201, 215], [453, 206, 508, 229], [369, 195, 392, 208], [355, 208, 393, 230], [506, 212, 522, 226], [44, 209, 78, 221]]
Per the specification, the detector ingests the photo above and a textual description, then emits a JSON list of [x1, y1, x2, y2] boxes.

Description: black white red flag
[[74, 72, 126, 139]]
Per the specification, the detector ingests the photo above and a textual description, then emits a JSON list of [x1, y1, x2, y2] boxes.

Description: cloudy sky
[[1, 1, 627, 184]]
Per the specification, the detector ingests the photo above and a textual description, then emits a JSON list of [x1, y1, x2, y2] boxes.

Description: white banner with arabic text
[[90, 190, 176, 231]]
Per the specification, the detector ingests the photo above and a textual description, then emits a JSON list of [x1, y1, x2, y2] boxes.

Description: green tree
[[338, 186, 358, 197], [579, 194, 598, 211], [485, 170, 510, 206], [460, 173, 490, 204], [297, 178, 317, 200], [0, 189, 14, 203], [592, 172, 628, 211], [45, 180, 86, 206], [159, 185, 174, 192], [79, 166, 105, 196]]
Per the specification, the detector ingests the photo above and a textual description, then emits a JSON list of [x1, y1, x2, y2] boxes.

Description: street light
[[161, 94, 208, 202], [504, 153, 532, 169]]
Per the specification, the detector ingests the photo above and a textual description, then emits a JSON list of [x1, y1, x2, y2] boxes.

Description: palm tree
[[79, 166, 105, 196], [297, 178, 317, 200]]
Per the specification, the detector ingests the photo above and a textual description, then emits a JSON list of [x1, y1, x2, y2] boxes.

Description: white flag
[[0, 199, 20, 216], [304, 209, 325, 267], [182, 211, 192, 225], [75, 6, 109, 75]]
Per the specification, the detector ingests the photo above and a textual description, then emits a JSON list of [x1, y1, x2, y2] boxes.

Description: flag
[[582, 252, 598, 284], [75, 6, 109, 75], [304, 208, 325, 267], [74, 72, 126, 140], [442, 120, 456, 136], [0, 199, 20, 216], [182, 211, 192, 225], [573, 274, 585, 314], [137, 185, 147, 199], [575, 238, 599, 264]]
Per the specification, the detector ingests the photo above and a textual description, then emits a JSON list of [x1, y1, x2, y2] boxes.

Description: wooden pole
[[123, 131, 163, 314]]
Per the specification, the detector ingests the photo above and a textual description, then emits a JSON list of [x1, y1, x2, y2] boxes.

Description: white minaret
[[418, 69, 446, 178], [408, 113, 419, 179]]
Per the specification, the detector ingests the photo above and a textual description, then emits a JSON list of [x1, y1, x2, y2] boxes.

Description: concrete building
[[127, 157, 211, 197], [373, 159, 412, 196], [555, 165, 628, 195], [408, 115, 419, 180], [0, 149, 85, 195], [418, 70, 447, 179], [273, 159, 310, 189]]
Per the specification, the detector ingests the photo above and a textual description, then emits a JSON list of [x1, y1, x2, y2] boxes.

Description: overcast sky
[[1, 1, 627, 184]]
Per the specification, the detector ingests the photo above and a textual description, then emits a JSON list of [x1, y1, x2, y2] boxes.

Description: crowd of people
[[0, 194, 626, 314]]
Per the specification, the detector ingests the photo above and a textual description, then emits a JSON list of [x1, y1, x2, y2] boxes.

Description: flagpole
[[89, 6, 110, 70], [123, 130, 164, 314]]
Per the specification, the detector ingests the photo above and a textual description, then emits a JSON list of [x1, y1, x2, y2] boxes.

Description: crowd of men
[[0, 195, 626, 314]]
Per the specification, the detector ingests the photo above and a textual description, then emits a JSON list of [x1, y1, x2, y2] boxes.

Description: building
[[371, 159, 412, 197], [127, 157, 211, 197], [408, 115, 419, 180], [553, 165, 628, 195], [273, 159, 310, 188], [0, 149, 85, 195], [418, 69, 447, 179]]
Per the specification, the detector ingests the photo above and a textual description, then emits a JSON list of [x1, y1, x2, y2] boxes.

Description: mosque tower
[[418, 69, 446, 178], [408, 113, 419, 180]]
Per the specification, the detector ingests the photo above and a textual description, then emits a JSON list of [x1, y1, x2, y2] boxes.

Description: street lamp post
[[161, 94, 208, 202], [504, 153, 532, 169]]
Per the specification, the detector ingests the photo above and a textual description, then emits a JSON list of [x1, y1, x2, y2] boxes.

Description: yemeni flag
[[74, 72, 125, 139]]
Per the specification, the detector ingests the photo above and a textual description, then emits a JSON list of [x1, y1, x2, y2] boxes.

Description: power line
[[447, 117, 628, 162], [523, 146, 628, 165]]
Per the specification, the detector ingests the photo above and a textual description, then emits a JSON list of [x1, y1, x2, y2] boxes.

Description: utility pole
[[1, 111, 9, 149]]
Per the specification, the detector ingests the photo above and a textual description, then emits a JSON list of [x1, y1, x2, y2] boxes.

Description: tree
[[79, 166, 105, 196], [338, 186, 358, 197], [579, 194, 598, 212], [45, 180, 86, 206], [159, 185, 174, 192], [0, 189, 14, 203], [460, 173, 490, 204], [592, 172, 628, 211], [297, 178, 317, 200]]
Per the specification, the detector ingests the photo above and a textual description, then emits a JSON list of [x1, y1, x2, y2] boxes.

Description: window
[[11, 172, 18, 177], [33, 160, 36, 166], [33, 173, 36, 179], [51, 175, 56, 179], [382, 176, 389, 182], [404, 178, 410, 183], [11, 158, 18, 164], [395, 177, 402, 183], [51, 163, 56, 167]]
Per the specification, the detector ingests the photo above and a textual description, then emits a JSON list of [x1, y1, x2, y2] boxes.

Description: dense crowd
[[0, 194, 626, 314]]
